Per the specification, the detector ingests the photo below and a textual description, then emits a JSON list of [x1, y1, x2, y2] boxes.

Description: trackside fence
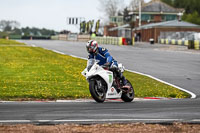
[[158, 32, 200, 50], [91, 36, 135, 46]]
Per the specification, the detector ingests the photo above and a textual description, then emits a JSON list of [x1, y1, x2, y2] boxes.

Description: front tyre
[[121, 80, 134, 102], [89, 80, 106, 103]]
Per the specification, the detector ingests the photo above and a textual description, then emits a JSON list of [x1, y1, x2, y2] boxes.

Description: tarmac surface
[[0, 40, 199, 124]]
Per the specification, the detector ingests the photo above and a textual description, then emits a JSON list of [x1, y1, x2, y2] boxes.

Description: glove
[[102, 62, 110, 69], [104, 62, 110, 66]]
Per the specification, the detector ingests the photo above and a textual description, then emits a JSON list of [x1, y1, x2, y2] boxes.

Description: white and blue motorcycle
[[82, 59, 134, 103]]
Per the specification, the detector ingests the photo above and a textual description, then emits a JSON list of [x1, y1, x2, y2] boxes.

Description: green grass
[[0, 39, 25, 45], [124, 71, 190, 98], [0, 40, 190, 100]]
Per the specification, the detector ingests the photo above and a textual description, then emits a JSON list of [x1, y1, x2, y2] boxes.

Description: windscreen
[[87, 59, 95, 71]]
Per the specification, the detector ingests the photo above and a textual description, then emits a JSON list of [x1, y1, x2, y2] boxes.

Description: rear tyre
[[121, 80, 134, 102], [89, 80, 106, 103]]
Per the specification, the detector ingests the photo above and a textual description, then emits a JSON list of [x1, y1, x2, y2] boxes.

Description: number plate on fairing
[[106, 86, 122, 99]]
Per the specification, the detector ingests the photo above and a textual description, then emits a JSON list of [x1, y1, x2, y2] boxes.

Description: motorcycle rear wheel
[[121, 80, 134, 102], [89, 80, 106, 103]]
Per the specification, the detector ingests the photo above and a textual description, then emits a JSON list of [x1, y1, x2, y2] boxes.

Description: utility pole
[[139, 0, 141, 28]]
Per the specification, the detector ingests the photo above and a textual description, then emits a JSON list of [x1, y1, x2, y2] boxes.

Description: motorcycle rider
[[86, 40, 127, 86]]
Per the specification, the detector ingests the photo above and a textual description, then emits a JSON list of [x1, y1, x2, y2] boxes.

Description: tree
[[161, 0, 200, 25], [161, 0, 200, 14], [182, 11, 200, 25], [0, 20, 20, 32], [128, 0, 145, 11], [98, 0, 124, 19]]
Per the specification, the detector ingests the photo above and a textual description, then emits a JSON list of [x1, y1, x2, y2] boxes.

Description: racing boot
[[120, 73, 131, 92], [118, 71, 127, 86], [121, 75, 127, 86]]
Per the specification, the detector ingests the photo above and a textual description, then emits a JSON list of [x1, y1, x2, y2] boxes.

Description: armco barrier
[[178, 40, 183, 45], [132, 37, 135, 45], [91, 36, 125, 45], [188, 40, 194, 49], [184, 40, 189, 46], [161, 39, 165, 44], [194, 40, 200, 50], [165, 39, 169, 44], [91, 36, 136, 46], [119, 37, 123, 45], [171, 39, 176, 45], [159, 38, 200, 50]]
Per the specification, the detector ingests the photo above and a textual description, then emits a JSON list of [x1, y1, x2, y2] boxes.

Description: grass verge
[[0, 39, 25, 45], [0, 39, 190, 100]]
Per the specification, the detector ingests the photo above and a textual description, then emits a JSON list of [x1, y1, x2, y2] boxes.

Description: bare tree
[[98, 0, 125, 17], [128, 0, 145, 11]]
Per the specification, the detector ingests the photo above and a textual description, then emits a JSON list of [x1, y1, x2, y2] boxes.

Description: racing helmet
[[86, 40, 98, 54]]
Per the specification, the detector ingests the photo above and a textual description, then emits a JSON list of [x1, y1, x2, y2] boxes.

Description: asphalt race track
[[0, 40, 200, 124], [0, 99, 200, 124]]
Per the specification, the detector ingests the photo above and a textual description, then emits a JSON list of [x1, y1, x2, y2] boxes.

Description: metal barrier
[[177, 40, 183, 45], [161, 39, 165, 44], [159, 32, 200, 50], [194, 40, 200, 50], [91, 36, 134, 46], [171, 39, 176, 45], [184, 40, 189, 46]]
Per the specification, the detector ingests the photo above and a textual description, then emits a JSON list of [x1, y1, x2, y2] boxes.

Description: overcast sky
[[0, 0, 150, 32]]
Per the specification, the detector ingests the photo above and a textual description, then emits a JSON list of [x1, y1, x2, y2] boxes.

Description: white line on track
[[35, 48, 197, 99], [0, 119, 188, 123], [126, 69, 196, 99], [192, 119, 200, 122], [69, 54, 87, 60], [52, 50, 65, 55]]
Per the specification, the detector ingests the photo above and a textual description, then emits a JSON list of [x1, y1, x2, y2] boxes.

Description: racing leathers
[[88, 47, 127, 86]]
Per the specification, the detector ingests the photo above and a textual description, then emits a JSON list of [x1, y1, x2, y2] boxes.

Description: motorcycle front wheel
[[121, 80, 134, 102], [89, 80, 106, 103]]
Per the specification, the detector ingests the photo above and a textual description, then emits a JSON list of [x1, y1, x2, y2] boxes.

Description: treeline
[[0, 20, 58, 39], [161, 0, 200, 25]]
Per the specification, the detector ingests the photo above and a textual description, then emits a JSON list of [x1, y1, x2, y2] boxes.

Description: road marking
[[1, 119, 200, 124], [191, 119, 200, 122], [52, 50, 65, 55], [0, 120, 31, 123], [126, 69, 196, 99], [0, 119, 185, 123], [69, 54, 87, 60], [37, 49, 197, 99]]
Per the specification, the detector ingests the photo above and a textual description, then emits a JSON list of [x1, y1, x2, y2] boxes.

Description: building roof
[[133, 0, 184, 14], [137, 20, 200, 30]]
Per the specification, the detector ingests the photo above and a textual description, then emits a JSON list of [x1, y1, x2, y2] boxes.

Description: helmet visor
[[87, 45, 95, 53]]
